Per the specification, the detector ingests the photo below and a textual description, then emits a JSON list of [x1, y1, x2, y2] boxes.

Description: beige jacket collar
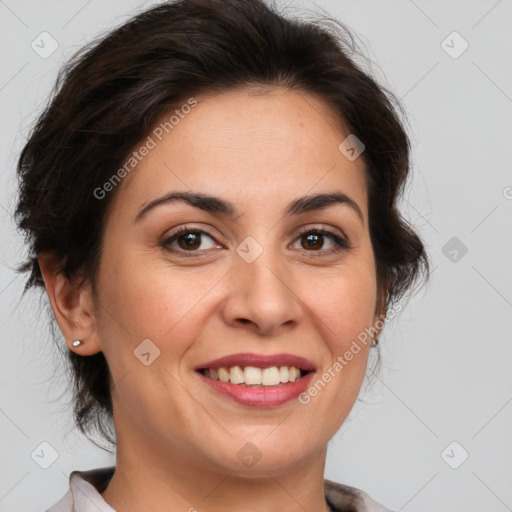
[[46, 466, 394, 512]]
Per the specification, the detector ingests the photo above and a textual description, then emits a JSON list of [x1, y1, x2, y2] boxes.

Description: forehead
[[110, 87, 368, 220]]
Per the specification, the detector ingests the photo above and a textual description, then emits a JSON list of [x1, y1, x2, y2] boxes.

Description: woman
[[15, 0, 429, 510]]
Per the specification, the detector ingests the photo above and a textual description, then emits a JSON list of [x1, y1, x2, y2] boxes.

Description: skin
[[40, 87, 385, 512]]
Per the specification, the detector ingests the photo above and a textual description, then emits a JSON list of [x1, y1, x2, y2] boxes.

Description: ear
[[371, 289, 388, 344], [38, 252, 102, 356], [371, 306, 387, 344]]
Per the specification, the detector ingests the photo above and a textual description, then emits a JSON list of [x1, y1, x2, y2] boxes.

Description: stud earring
[[72, 340, 82, 347]]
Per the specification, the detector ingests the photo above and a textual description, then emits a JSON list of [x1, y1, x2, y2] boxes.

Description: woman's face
[[90, 87, 382, 476]]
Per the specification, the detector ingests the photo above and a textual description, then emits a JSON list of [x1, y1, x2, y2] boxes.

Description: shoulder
[[46, 468, 393, 512], [45, 467, 116, 512], [324, 478, 395, 512]]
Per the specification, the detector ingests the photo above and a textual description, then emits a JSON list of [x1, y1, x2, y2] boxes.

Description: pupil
[[304, 233, 322, 250], [180, 233, 200, 250]]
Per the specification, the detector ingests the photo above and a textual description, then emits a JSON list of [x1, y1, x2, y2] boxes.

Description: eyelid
[[293, 223, 349, 243]]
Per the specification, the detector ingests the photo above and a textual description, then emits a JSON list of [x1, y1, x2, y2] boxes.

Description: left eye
[[162, 227, 349, 256], [290, 229, 349, 253]]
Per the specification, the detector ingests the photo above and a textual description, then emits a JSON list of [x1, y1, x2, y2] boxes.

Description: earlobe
[[38, 252, 103, 356], [371, 286, 389, 345], [371, 306, 387, 346]]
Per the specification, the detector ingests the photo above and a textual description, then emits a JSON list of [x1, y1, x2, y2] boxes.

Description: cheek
[[95, 250, 219, 360], [93, 254, 211, 423], [300, 262, 377, 408], [308, 265, 377, 346]]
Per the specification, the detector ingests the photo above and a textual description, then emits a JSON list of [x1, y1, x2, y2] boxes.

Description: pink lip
[[195, 352, 316, 371], [197, 370, 315, 407], [195, 353, 317, 407]]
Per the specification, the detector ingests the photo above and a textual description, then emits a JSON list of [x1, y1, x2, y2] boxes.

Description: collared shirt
[[45, 466, 394, 512]]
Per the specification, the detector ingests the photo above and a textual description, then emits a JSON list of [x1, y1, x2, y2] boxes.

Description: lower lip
[[197, 371, 315, 407]]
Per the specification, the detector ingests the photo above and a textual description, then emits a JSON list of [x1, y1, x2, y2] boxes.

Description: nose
[[221, 247, 303, 336]]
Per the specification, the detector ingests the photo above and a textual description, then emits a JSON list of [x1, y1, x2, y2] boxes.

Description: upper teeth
[[203, 365, 303, 386]]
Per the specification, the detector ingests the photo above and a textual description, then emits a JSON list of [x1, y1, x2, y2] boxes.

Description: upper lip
[[196, 352, 316, 371]]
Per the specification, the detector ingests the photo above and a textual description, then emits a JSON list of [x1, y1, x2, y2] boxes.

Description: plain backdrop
[[1, 1, 511, 511]]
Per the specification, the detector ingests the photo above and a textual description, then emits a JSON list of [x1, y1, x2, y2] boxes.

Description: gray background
[[1, 1, 511, 511]]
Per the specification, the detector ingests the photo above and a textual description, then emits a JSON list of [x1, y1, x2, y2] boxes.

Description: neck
[[101, 426, 331, 512]]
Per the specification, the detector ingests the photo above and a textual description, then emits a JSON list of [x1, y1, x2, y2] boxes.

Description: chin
[[208, 435, 324, 478]]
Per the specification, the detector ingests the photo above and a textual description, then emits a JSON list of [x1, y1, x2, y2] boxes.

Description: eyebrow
[[134, 190, 364, 224]]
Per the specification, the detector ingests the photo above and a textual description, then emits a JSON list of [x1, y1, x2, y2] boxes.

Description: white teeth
[[262, 367, 280, 386], [229, 365, 245, 384], [288, 366, 298, 382], [218, 367, 230, 382], [203, 365, 305, 386], [244, 366, 262, 385]]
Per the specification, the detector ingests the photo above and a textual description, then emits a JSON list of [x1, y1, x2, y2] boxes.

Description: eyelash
[[161, 225, 351, 257]]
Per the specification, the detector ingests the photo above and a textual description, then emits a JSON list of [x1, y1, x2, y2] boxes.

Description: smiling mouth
[[198, 365, 311, 387]]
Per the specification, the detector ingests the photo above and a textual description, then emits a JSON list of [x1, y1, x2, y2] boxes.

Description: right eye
[[161, 226, 223, 255]]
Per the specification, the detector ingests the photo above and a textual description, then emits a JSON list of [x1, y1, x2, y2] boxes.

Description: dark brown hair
[[15, 0, 429, 446]]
